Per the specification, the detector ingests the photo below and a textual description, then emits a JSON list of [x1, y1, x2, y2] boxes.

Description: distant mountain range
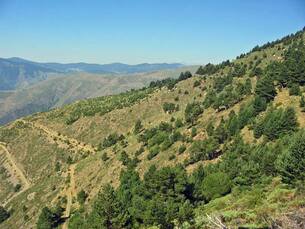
[[0, 57, 183, 90], [0, 57, 194, 125]]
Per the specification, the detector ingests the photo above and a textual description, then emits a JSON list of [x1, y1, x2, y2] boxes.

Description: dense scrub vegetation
[[253, 107, 298, 140], [137, 122, 183, 159], [67, 127, 305, 228], [36, 206, 63, 229]]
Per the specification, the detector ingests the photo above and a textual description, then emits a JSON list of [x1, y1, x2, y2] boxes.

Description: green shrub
[[255, 76, 277, 102], [187, 138, 219, 164], [175, 118, 183, 128], [300, 96, 305, 108], [178, 145, 186, 154], [36, 207, 62, 229], [193, 80, 201, 88], [201, 172, 231, 201], [185, 102, 203, 124], [0, 206, 9, 223], [55, 162, 61, 172], [147, 146, 160, 160], [289, 84, 301, 96], [191, 127, 197, 137], [163, 102, 178, 113], [133, 120, 143, 134], [101, 152, 109, 162], [101, 133, 124, 149], [14, 183, 21, 192], [254, 107, 298, 140], [135, 146, 144, 157], [168, 154, 176, 161], [77, 190, 88, 204], [277, 130, 305, 184]]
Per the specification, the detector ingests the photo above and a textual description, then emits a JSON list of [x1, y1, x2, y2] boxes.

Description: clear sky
[[0, 0, 304, 64]]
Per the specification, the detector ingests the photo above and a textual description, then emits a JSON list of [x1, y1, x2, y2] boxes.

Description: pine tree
[[277, 130, 305, 184], [0, 206, 9, 223], [244, 78, 252, 95], [36, 207, 58, 229], [134, 119, 143, 134], [300, 95, 305, 108], [288, 83, 301, 96], [255, 76, 277, 102]]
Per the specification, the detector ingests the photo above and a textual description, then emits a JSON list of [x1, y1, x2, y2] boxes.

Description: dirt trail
[[17, 120, 89, 228], [20, 120, 96, 154], [0, 142, 31, 206], [15, 119, 95, 228], [62, 164, 76, 229]]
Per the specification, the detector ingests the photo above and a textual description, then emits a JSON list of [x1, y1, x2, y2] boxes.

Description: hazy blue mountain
[[0, 57, 183, 90], [42, 62, 183, 74], [0, 57, 59, 90]]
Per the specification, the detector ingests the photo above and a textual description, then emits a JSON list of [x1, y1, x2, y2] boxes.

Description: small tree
[[133, 120, 143, 134], [277, 131, 305, 184], [255, 76, 276, 102], [101, 152, 109, 162], [14, 184, 21, 192], [191, 127, 197, 137], [201, 172, 231, 201], [91, 184, 120, 228], [206, 122, 214, 136], [36, 207, 59, 229], [253, 96, 267, 114], [244, 78, 252, 94], [162, 102, 178, 114], [55, 162, 61, 172], [300, 96, 305, 108], [0, 206, 10, 223], [175, 118, 183, 128], [178, 145, 186, 154], [185, 102, 203, 125], [66, 156, 73, 164], [193, 80, 201, 88], [77, 189, 88, 205], [289, 84, 301, 96]]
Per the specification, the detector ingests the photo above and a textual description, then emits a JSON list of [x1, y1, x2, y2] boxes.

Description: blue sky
[[0, 0, 304, 64]]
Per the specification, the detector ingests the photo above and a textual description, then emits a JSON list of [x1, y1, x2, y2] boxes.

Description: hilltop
[[0, 28, 305, 229]]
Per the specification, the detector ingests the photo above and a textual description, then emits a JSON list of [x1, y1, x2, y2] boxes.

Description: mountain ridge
[[0, 28, 305, 229], [0, 66, 198, 125]]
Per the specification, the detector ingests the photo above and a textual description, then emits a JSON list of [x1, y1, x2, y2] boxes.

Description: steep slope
[[1, 28, 305, 229]]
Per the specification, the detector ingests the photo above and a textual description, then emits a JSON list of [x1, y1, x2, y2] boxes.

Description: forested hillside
[[1, 28, 305, 229]]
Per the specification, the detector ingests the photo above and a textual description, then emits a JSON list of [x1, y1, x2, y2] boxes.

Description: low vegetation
[[2, 28, 305, 229]]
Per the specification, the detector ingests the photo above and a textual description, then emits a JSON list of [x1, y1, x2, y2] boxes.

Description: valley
[[0, 28, 305, 229], [0, 66, 197, 125]]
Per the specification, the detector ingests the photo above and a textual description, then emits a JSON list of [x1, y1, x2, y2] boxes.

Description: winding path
[[0, 142, 31, 206], [14, 119, 95, 228], [62, 164, 76, 229], [20, 120, 96, 154]]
